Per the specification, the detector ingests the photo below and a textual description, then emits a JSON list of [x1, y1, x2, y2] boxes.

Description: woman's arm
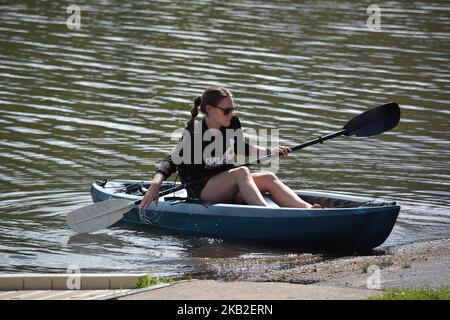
[[140, 172, 165, 209], [232, 117, 291, 159], [152, 172, 165, 185], [141, 152, 179, 209], [250, 145, 269, 157], [250, 145, 291, 159], [156, 150, 179, 180]]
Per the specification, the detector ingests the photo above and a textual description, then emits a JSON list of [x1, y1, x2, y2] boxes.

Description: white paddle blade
[[69, 210, 125, 234], [67, 199, 135, 233]]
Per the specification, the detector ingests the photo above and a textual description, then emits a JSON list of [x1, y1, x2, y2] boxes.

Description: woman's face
[[207, 96, 235, 127]]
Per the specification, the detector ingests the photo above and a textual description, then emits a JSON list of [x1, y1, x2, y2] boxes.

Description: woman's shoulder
[[184, 117, 203, 131]]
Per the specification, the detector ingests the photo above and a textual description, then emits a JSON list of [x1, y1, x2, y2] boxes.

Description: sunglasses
[[213, 104, 236, 116]]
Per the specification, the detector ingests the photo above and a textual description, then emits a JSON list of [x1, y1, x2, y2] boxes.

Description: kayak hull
[[90, 180, 400, 250]]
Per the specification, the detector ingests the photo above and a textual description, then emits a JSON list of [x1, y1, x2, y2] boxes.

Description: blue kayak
[[90, 180, 400, 250]]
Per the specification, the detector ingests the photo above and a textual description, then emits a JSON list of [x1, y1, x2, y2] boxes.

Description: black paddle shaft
[[290, 129, 347, 152]]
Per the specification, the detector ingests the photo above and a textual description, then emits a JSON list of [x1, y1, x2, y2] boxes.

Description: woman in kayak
[[141, 86, 320, 209]]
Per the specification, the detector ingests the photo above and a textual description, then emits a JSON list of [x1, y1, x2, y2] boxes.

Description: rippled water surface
[[0, 0, 449, 273]]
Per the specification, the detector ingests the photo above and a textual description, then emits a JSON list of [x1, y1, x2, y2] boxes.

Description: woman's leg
[[200, 167, 269, 206], [234, 172, 321, 208]]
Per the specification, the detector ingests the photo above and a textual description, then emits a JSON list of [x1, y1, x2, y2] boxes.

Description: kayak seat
[[163, 187, 280, 207], [264, 195, 280, 208]]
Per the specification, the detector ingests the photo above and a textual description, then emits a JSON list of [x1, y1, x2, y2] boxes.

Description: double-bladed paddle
[[67, 102, 401, 233]]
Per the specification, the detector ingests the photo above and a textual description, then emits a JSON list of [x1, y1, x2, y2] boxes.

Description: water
[[0, 0, 449, 274]]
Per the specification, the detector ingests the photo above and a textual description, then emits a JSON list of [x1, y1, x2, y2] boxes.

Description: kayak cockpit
[[95, 180, 396, 209]]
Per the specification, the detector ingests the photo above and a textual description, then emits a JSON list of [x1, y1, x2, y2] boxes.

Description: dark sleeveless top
[[156, 116, 252, 198]]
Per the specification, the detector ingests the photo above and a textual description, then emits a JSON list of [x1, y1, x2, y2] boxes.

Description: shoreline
[[190, 238, 450, 291]]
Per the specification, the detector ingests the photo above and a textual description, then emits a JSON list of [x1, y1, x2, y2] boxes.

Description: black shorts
[[183, 165, 236, 199], [185, 178, 211, 199]]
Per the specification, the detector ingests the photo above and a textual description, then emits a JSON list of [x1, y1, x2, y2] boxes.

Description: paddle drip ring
[[138, 205, 162, 224]]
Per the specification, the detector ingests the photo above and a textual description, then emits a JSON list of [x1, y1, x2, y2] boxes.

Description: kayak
[[90, 180, 400, 251]]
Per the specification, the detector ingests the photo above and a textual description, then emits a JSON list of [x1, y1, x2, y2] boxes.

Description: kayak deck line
[[90, 180, 401, 251]]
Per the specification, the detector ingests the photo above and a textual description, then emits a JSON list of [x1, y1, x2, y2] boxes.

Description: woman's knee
[[259, 172, 278, 184], [263, 172, 277, 181], [252, 172, 278, 192], [231, 166, 251, 181]]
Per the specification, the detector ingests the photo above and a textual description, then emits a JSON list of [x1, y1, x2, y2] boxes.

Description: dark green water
[[0, 0, 449, 274]]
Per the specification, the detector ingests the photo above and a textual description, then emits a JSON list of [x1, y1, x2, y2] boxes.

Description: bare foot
[[308, 203, 321, 209]]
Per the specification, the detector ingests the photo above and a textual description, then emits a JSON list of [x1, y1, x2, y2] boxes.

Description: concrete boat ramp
[[0, 274, 376, 300]]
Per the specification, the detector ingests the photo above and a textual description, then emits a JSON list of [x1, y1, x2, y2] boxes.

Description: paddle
[[67, 102, 400, 233]]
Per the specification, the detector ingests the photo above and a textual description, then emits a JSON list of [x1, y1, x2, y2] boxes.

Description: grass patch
[[362, 263, 370, 273], [369, 287, 450, 300], [135, 273, 174, 289]]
